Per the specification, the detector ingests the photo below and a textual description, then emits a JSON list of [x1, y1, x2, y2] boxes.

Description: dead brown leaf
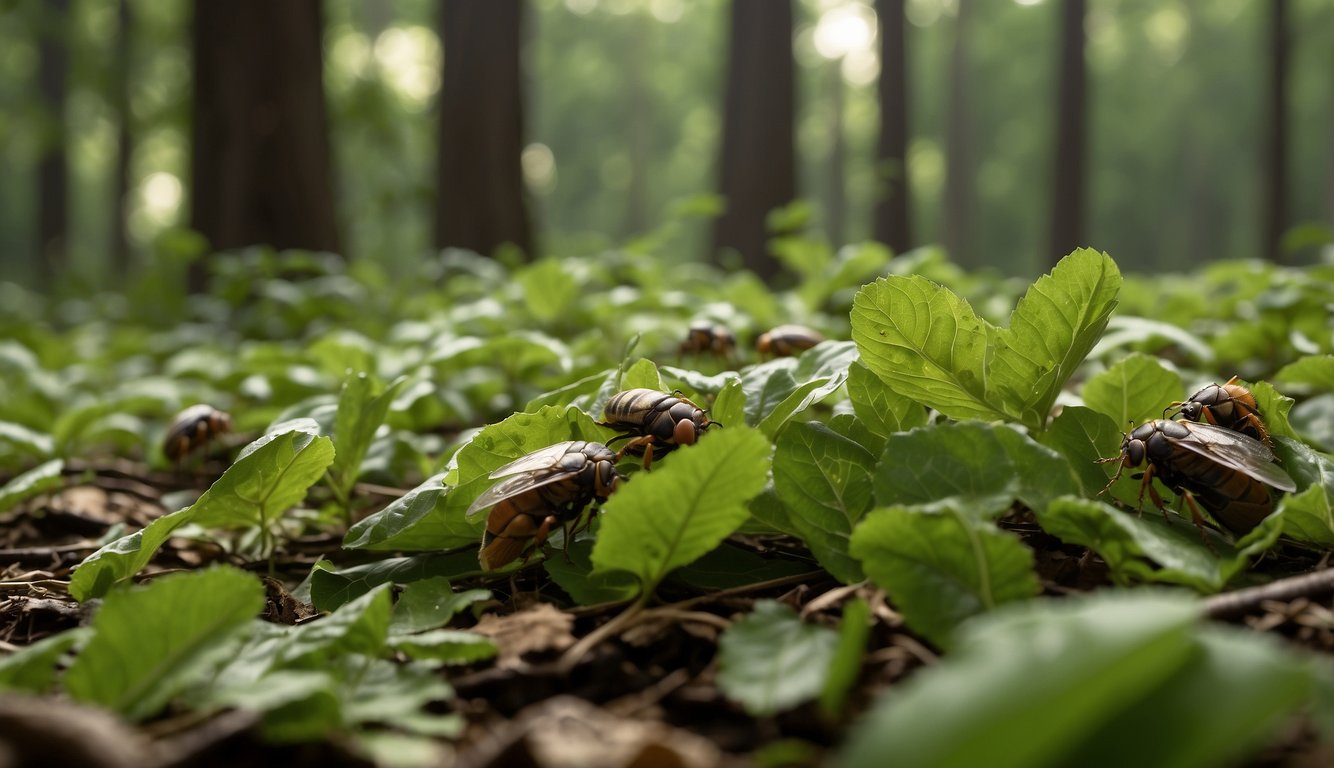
[[471, 602, 576, 667]]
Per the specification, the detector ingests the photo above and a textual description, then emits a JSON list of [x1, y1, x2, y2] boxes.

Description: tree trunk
[[36, 0, 70, 289], [189, 0, 340, 291], [712, 0, 795, 280], [436, 0, 534, 259], [873, 0, 910, 254], [1262, 0, 1289, 263], [943, 0, 974, 268], [1047, 0, 1087, 267], [110, 0, 132, 278]]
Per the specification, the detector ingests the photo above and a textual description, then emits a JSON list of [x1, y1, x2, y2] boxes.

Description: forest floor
[[3, 462, 1334, 767]]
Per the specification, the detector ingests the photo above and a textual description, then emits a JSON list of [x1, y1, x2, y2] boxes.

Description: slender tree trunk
[[190, 0, 340, 291], [436, 0, 533, 258], [873, 0, 910, 254], [826, 60, 846, 248], [36, 0, 70, 289], [1047, 0, 1087, 267], [110, 0, 132, 277], [1262, 0, 1289, 263], [943, 0, 974, 268], [713, 0, 795, 280]]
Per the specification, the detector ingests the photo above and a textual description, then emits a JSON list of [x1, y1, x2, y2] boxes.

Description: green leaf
[[1272, 437, 1334, 547], [64, 566, 265, 721], [773, 421, 875, 583], [845, 359, 928, 437], [274, 584, 392, 668], [0, 459, 63, 513], [389, 577, 491, 635], [852, 250, 1119, 432], [1276, 354, 1334, 391], [850, 506, 1039, 648], [543, 537, 639, 605], [715, 601, 840, 716], [1081, 353, 1182, 428], [1037, 406, 1130, 497], [838, 592, 1202, 768], [70, 427, 336, 601], [330, 373, 408, 500], [592, 426, 771, 596], [388, 630, 498, 665], [0, 628, 88, 693], [0, 421, 54, 459], [308, 552, 479, 613], [819, 597, 870, 718], [619, 357, 665, 391], [990, 249, 1121, 430], [1035, 497, 1282, 592], [711, 376, 747, 431], [517, 258, 578, 322], [1073, 628, 1313, 768], [665, 543, 817, 591], [341, 474, 474, 552], [851, 274, 1004, 423], [873, 422, 1081, 518]]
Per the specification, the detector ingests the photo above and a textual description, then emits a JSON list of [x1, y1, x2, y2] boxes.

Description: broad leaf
[[274, 584, 393, 668], [1037, 406, 1131, 498], [0, 628, 88, 693], [388, 630, 498, 665], [0, 459, 64, 513], [341, 473, 476, 552], [389, 577, 491, 635], [773, 421, 874, 583], [873, 422, 1081, 518], [1275, 354, 1334, 391], [850, 505, 1039, 648], [716, 601, 840, 716], [839, 592, 1203, 768], [329, 373, 408, 500], [990, 248, 1121, 430], [1035, 497, 1283, 592], [1081, 353, 1181, 428], [543, 537, 639, 606], [592, 426, 771, 595], [845, 359, 928, 437], [819, 597, 871, 718], [64, 566, 265, 721], [308, 552, 478, 613]]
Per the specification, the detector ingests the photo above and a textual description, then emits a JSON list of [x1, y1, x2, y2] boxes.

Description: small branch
[[556, 596, 648, 675], [1203, 567, 1334, 619]]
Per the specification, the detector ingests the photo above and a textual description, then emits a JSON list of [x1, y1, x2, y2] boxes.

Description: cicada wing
[[1177, 421, 1297, 492]]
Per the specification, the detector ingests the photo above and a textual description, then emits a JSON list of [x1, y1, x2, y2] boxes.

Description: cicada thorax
[[600, 388, 714, 468], [1170, 376, 1271, 446], [163, 404, 233, 463], [755, 324, 825, 359], [473, 441, 623, 571], [1106, 419, 1292, 537]]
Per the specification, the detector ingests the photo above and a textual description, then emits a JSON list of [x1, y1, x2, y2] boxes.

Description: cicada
[[1168, 376, 1271, 446], [1100, 419, 1296, 536], [755, 324, 825, 359], [600, 388, 714, 469], [466, 441, 623, 571], [679, 321, 737, 362], [163, 404, 232, 463]]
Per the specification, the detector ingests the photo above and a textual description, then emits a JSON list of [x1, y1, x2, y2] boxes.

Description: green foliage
[[850, 506, 1040, 647], [851, 249, 1120, 432], [773, 421, 875, 583], [839, 592, 1316, 768], [71, 424, 336, 601], [716, 601, 840, 716], [0, 458, 63, 513], [65, 567, 265, 722], [329, 373, 408, 509], [592, 426, 771, 596], [1081, 353, 1182, 428]]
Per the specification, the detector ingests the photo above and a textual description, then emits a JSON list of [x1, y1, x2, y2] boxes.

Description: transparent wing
[[487, 441, 584, 479], [464, 442, 587, 520], [1177, 421, 1297, 492]]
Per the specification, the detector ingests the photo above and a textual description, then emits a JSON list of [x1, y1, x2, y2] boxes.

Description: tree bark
[[943, 0, 974, 268], [190, 0, 340, 291], [110, 0, 132, 278], [712, 0, 795, 280], [1262, 0, 1289, 263], [36, 0, 70, 289], [826, 60, 846, 248], [1047, 0, 1087, 267], [436, 0, 534, 258], [873, 0, 910, 254]]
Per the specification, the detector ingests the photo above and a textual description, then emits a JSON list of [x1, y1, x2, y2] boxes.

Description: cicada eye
[[1125, 440, 1145, 467]]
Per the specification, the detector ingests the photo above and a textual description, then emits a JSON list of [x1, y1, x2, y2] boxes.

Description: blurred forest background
[[0, 0, 1331, 295]]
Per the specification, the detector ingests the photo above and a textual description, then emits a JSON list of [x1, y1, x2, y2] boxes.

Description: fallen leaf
[[471, 603, 576, 667]]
